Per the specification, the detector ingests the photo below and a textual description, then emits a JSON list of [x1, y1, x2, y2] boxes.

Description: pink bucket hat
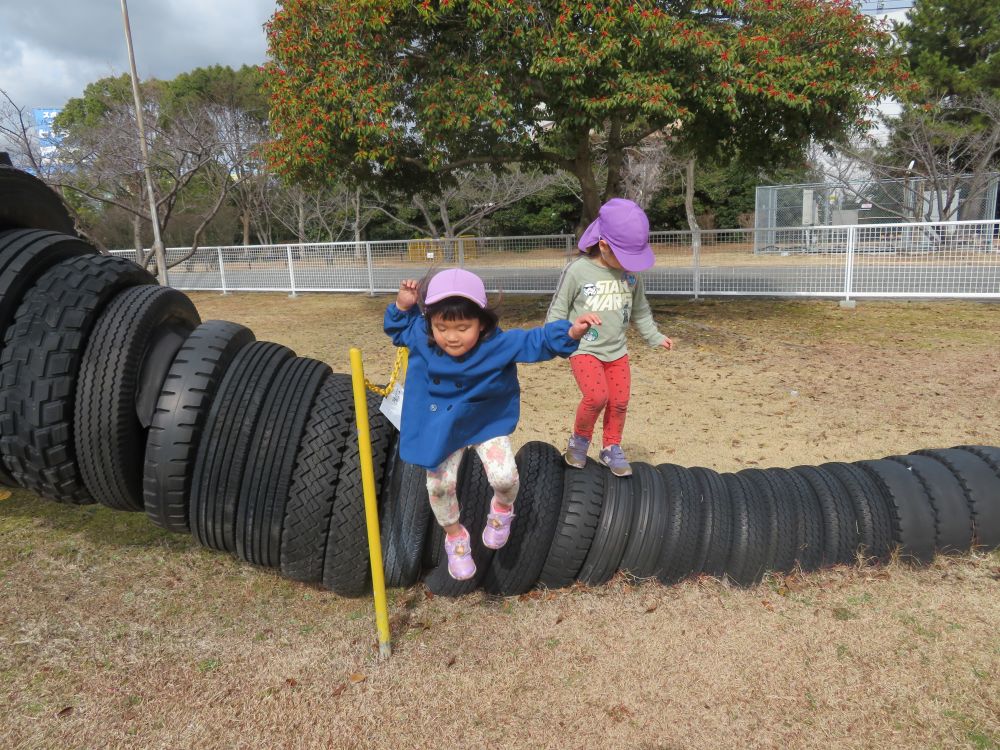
[[425, 268, 488, 308], [578, 198, 654, 272]]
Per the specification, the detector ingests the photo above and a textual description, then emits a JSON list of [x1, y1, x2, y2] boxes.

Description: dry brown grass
[[2, 293, 999, 749]]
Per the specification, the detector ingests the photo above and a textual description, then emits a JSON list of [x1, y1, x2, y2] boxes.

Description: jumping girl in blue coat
[[385, 268, 600, 580]]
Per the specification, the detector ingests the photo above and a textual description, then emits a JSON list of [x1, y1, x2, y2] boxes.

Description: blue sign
[[32, 108, 62, 158]]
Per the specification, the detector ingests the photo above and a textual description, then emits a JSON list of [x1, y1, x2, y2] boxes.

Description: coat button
[[433, 378, 440, 384], [455, 381, 463, 388], [430, 404, 438, 412]]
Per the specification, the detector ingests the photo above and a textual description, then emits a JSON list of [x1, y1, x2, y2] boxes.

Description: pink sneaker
[[482, 504, 515, 550], [444, 526, 476, 580]]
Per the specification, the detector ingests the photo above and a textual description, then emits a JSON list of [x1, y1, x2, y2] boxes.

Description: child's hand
[[396, 279, 419, 311], [661, 336, 674, 350], [568, 313, 602, 340]]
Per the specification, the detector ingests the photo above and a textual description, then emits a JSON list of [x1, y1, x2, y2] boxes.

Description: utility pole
[[120, 0, 169, 285]]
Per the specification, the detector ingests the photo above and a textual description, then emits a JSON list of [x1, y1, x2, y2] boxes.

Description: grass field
[[2, 292, 999, 749]]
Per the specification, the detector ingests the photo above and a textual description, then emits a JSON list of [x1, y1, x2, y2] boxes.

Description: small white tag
[[379, 382, 404, 431]]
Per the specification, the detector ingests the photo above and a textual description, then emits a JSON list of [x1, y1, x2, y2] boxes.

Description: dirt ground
[[1, 292, 999, 749]]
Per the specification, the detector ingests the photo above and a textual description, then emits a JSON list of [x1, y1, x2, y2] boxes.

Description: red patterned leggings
[[569, 354, 631, 447]]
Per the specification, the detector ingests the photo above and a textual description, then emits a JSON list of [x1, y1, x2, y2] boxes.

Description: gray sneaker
[[600, 444, 632, 477], [564, 433, 590, 469]]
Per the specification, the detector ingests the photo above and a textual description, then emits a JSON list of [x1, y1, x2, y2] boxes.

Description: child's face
[[430, 315, 483, 357], [597, 240, 624, 270]]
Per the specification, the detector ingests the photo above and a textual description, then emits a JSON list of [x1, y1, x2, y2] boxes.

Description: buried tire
[[322, 390, 396, 597], [143, 321, 256, 533], [235, 357, 330, 568], [577, 471, 635, 586], [916, 447, 1000, 551], [379, 440, 431, 589], [537, 459, 606, 589], [855, 459, 936, 564], [279, 374, 355, 583], [189, 342, 295, 553], [654, 463, 703, 584], [482, 441, 564, 596], [619, 462, 669, 579], [75, 285, 200, 511], [887, 454, 973, 554], [689, 467, 733, 579], [0, 255, 156, 502], [423, 450, 497, 597]]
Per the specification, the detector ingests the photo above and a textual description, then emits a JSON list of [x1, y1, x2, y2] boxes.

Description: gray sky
[[1, 0, 276, 111]]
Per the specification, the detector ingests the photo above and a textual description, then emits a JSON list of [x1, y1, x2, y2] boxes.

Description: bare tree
[[54, 95, 253, 267], [263, 180, 366, 244], [0, 89, 47, 175], [214, 105, 269, 246], [816, 95, 1000, 223], [595, 128, 687, 211], [372, 165, 564, 239]]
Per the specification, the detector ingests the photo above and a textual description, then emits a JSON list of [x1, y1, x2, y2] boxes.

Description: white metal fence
[[112, 220, 1000, 301]]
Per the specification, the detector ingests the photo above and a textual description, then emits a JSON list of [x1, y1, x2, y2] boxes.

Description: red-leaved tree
[[264, 0, 912, 228]]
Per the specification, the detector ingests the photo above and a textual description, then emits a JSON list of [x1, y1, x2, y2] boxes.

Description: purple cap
[[425, 268, 487, 308], [578, 198, 654, 272]]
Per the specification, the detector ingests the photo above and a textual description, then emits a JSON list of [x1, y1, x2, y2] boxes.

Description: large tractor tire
[[0, 163, 76, 236], [482, 441, 564, 596], [0, 228, 98, 485], [280, 374, 356, 583], [322, 390, 397, 597], [856, 459, 936, 564], [188, 342, 295, 553], [143, 321, 256, 533], [234, 357, 330, 568], [75, 285, 200, 511], [0, 255, 156, 502], [537, 459, 606, 589]]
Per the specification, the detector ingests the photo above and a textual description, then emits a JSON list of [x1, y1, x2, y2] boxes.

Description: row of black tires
[[0, 228, 998, 601], [378, 438, 1000, 597]]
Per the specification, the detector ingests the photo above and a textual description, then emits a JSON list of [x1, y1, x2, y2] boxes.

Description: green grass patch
[[196, 659, 221, 674], [0, 490, 195, 552]]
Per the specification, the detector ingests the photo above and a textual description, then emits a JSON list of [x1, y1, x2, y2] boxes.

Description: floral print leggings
[[425, 435, 519, 528]]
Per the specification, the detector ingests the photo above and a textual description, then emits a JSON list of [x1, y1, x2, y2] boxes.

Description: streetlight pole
[[120, 0, 169, 285]]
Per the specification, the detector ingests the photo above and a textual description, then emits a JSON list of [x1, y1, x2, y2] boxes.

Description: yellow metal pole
[[398, 347, 409, 386], [349, 347, 392, 659]]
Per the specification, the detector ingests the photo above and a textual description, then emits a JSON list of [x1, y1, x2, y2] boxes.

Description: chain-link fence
[[755, 174, 1000, 247], [112, 219, 1000, 301]]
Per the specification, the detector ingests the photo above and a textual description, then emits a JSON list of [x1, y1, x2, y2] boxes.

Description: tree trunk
[[297, 192, 306, 244], [242, 210, 251, 246], [572, 133, 601, 235], [683, 157, 701, 275], [132, 213, 143, 254], [353, 187, 362, 259], [683, 157, 700, 233], [604, 117, 625, 201]]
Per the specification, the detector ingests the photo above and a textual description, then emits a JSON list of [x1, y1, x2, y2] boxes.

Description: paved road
[[164, 262, 1000, 298]]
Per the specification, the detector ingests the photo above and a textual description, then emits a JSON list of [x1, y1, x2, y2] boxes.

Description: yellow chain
[[365, 347, 408, 397]]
